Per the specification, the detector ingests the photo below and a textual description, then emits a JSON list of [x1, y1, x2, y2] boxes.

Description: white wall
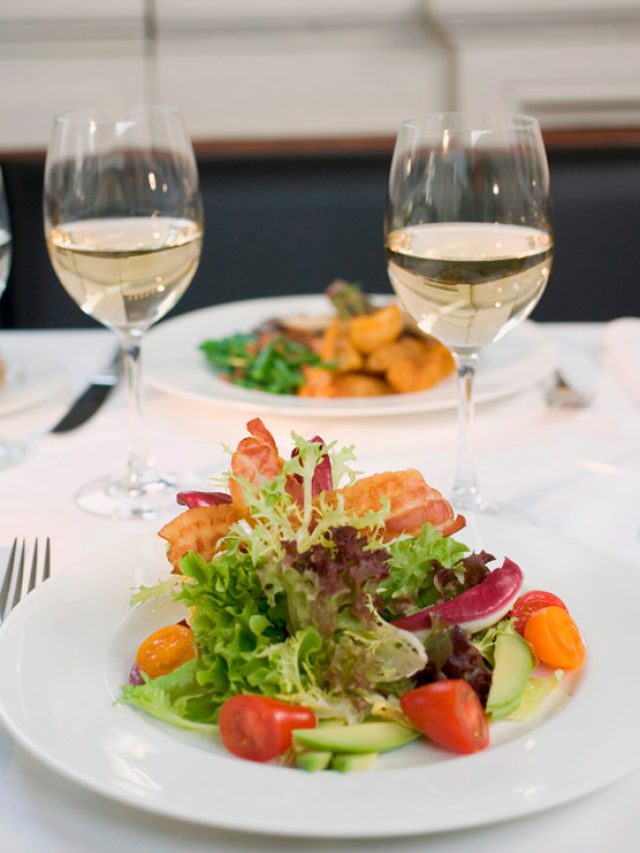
[[426, 0, 640, 128], [0, 0, 638, 153]]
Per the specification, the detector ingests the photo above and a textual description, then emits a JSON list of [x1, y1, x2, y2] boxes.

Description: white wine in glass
[[44, 107, 203, 519], [48, 217, 201, 330], [385, 113, 553, 513]]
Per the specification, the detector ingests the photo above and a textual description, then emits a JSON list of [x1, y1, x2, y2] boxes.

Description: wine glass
[[385, 113, 552, 513], [0, 167, 26, 470], [44, 106, 203, 519]]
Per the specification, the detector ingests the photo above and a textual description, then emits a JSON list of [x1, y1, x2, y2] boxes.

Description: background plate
[[0, 353, 66, 416], [0, 515, 638, 838], [144, 295, 557, 417]]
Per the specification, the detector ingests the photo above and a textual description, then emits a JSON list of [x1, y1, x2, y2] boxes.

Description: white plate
[[0, 352, 66, 416], [144, 295, 557, 417], [0, 515, 638, 838]]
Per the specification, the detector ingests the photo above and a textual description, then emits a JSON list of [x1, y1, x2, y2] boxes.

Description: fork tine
[[27, 539, 39, 593], [10, 540, 26, 611], [43, 538, 51, 581], [0, 539, 18, 619]]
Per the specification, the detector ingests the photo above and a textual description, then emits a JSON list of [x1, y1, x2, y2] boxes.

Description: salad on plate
[[122, 419, 585, 771]]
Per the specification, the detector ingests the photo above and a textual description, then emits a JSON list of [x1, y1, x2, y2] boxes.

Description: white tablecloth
[[0, 322, 638, 852]]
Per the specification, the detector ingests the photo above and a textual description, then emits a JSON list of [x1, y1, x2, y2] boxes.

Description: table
[[0, 322, 638, 852]]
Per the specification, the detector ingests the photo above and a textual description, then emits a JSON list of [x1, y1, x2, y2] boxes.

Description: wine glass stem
[[452, 351, 483, 511], [119, 330, 154, 484]]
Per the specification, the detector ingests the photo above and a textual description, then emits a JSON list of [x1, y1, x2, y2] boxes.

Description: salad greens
[[122, 429, 563, 738], [199, 333, 330, 395], [123, 433, 494, 728]]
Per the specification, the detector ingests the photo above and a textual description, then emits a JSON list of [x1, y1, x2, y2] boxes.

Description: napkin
[[602, 317, 640, 409]]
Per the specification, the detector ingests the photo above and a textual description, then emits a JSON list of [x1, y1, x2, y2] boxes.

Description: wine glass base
[[451, 487, 499, 515], [0, 440, 27, 472], [75, 470, 183, 520], [453, 493, 537, 525]]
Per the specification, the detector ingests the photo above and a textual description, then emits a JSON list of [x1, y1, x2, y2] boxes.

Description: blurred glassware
[[43, 106, 203, 518], [385, 112, 553, 513], [0, 166, 27, 471]]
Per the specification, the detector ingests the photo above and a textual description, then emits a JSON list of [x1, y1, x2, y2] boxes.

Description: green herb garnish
[[199, 333, 330, 395]]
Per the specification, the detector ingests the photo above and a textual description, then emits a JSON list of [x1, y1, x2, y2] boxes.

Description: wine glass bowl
[[384, 112, 553, 513], [0, 166, 27, 471], [44, 106, 203, 518]]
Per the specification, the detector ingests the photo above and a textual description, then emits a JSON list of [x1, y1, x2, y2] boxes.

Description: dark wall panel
[[1, 148, 639, 329]]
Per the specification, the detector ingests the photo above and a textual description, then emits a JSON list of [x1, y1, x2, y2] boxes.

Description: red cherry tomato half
[[512, 590, 567, 635], [400, 680, 490, 754], [218, 695, 316, 762]]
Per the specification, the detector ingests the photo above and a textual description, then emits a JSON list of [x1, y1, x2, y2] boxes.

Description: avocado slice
[[293, 721, 418, 754], [295, 751, 333, 772], [486, 630, 535, 719], [331, 752, 377, 773]]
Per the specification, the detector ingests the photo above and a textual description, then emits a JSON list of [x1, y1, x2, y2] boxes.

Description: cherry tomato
[[524, 605, 586, 669], [512, 590, 567, 635], [219, 695, 316, 762], [135, 623, 196, 679], [400, 680, 490, 754]]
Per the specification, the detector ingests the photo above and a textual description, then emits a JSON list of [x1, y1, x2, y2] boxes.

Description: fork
[[0, 539, 51, 624]]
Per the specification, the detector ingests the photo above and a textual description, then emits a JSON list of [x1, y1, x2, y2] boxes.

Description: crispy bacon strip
[[229, 418, 284, 513], [332, 469, 465, 539], [158, 504, 241, 573]]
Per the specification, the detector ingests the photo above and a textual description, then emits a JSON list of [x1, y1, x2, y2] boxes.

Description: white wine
[[0, 227, 11, 299], [48, 217, 202, 331], [386, 222, 552, 352]]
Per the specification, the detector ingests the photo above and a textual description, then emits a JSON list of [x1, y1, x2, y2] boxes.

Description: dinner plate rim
[[0, 516, 639, 837]]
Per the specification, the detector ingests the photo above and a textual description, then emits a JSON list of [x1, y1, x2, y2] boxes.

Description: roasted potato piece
[[330, 373, 391, 397], [347, 304, 404, 354], [364, 335, 431, 373], [386, 343, 455, 393], [158, 504, 241, 573], [299, 368, 390, 398], [319, 316, 363, 372], [298, 366, 336, 397]]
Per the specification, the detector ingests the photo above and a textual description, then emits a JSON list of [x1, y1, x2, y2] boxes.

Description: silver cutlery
[[0, 538, 51, 624], [545, 368, 596, 408], [50, 348, 122, 433]]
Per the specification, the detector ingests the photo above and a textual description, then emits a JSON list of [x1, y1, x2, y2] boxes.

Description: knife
[[50, 348, 123, 433]]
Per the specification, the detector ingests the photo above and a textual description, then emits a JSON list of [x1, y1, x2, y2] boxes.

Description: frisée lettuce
[[121, 428, 566, 739]]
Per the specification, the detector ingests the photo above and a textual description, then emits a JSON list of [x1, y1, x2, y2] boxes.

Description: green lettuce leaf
[[176, 545, 288, 709], [129, 576, 179, 606], [377, 524, 469, 618], [120, 434, 458, 732], [507, 671, 563, 721], [227, 433, 385, 563], [120, 659, 218, 733]]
